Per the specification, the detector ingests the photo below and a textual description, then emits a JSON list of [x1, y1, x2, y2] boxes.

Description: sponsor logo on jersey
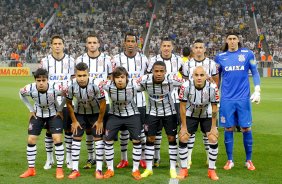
[[128, 73, 141, 79], [224, 65, 245, 71], [49, 75, 69, 81], [149, 93, 169, 101], [90, 73, 104, 79]]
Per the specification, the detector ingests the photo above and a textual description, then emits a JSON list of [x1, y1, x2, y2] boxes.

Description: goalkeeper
[[215, 30, 261, 171]]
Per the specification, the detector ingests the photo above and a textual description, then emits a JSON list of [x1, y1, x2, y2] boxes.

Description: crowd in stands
[[0, 0, 281, 64]]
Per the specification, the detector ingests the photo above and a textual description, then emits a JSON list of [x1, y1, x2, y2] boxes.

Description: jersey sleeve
[[146, 57, 155, 73], [214, 55, 222, 74], [248, 51, 260, 86], [181, 62, 189, 78], [179, 81, 190, 102], [210, 60, 218, 76], [170, 73, 185, 87], [135, 75, 146, 92], [105, 56, 113, 75], [19, 84, 34, 112], [210, 83, 220, 104], [53, 83, 65, 111], [94, 82, 105, 100], [66, 80, 74, 100]]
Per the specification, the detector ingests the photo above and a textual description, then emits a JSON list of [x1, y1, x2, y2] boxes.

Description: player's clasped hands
[[93, 121, 103, 135]]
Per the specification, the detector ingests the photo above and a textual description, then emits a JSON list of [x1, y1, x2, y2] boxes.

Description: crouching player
[[19, 68, 65, 179], [177, 66, 220, 180], [66, 62, 106, 179], [99, 66, 142, 180]]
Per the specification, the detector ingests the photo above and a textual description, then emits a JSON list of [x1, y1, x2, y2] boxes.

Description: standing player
[[66, 63, 106, 179], [19, 68, 65, 179], [100, 67, 143, 180], [215, 31, 261, 171], [177, 66, 220, 181], [181, 39, 219, 168], [75, 34, 112, 169], [146, 37, 183, 167], [40, 35, 75, 169], [138, 61, 184, 179], [112, 33, 148, 169]]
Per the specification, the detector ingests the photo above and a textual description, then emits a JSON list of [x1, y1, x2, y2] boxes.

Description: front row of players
[[19, 61, 229, 180]]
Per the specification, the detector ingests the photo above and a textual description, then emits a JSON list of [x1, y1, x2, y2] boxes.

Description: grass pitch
[[0, 77, 281, 184]]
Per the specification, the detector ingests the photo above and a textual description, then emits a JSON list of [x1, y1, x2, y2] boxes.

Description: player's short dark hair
[[33, 68, 48, 79], [124, 32, 137, 42], [75, 62, 89, 72], [182, 47, 191, 57], [51, 35, 64, 44], [222, 30, 242, 52], [112, 66, 129, 83], [193, 39, 204, 44], [153, 61, 166, 70], [161, 36, 173, 45], [86, 34, 100, 43]]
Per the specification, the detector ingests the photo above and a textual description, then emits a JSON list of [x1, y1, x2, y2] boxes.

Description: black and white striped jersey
[[40, 54, 75, 84], [179, 80, 219, 118], [75, 52, 113, 104], [112, 52, 148, 107], [136, 73, 185, 116], [182, 58, 218, 80], [19, 82, 64, 118], [146, 54, 183, 103], [66, 78, 105, 114], [100, 79, 139, 117]]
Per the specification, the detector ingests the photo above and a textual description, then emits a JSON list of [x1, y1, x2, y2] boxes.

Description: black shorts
[[145, 115, 177, 137], [73, 113, 102, 138], [63, 107, 72, 131], [185, 117, 212, 134], [28, 116, 63, 136], [104, 114, 142, 141], [138, 106, 146, 125]]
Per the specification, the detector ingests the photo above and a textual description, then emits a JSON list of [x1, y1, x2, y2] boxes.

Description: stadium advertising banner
[[271, 68, 282, 77], [0, 67, 30, 76]]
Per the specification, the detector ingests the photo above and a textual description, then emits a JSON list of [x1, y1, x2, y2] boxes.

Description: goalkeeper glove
[[250, 85, 261, 104]]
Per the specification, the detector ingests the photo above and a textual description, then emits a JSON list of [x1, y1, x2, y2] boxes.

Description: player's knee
[[147, 136, 155, 143], [167, 135, 176, 142], [27, 135, 37, 144], [132, 139, 141, 144], [208, 134, 218, 144], [179, 134, 189, 143], [94, 137, 102, 141], [85, 129, 92, 135], [73, 136, 82, 141], [241, 127, 251, 132], [52, 134, 62, 144], [225, 127, 234, 132]]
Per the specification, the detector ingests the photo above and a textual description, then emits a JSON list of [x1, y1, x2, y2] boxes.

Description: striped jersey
[[179, 80, 219, 118], [136, 73, 184, 116], [146, 54, 183, 103], [65, 78, 105, 114], [182, 58, 218, 80], [19, 82, 64, 118], [112, 52, 148, 107], [40, 54, 75, 84], [100, 79, 139, 117], [75, 52, 113, 104]]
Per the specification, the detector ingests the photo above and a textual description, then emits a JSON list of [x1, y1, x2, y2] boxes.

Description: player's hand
[[210, 126, 219, 138], [29, 112, 37, 120], [93, 121, 103, 135], [250, 85, 261, 104], [56, 111, 64, 120], [71, 121, 82, 135], [179, 126, 190, 141]]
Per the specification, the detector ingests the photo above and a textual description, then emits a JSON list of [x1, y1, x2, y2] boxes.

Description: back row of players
[[19, 31, 261, 180]]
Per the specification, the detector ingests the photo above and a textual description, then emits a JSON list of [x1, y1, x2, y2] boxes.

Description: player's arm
[[178, 83, 189, 138], [55, 83, 65, 119], [210, 103, 218, 137], [19, 85, 36, 119], [93, 83, 106, 135], [249, 53, 261, 104], [66, 99, 81, 135]]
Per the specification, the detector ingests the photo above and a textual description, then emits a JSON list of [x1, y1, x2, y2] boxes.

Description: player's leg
[[138, 106, 147, 169], [83, 130, 95, 169], [49, 116, 65, 179], [68, 114, 85, 179], [63, 107, 73, 169], [237, 100, 255, 171], [141, 115, 160, 178], [126, 114, 142, 180], [104, 115, 121, 179], [163, 115, 178, 178], [177, 117, 198, 179], [44, 129, 54, 170], [186, 133, 195, 169], [20, 117, 44, 178], [117, 127, 129, 168], [204, 118, 219, 181], [153, 121, 162, 167], [220, 101, 236, 170]]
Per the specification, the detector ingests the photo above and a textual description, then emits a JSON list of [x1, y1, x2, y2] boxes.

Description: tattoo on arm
[[212, 112, 217, 118]]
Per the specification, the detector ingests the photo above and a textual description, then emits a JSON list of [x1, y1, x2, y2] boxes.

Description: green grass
[[0, 77, 281, 184]]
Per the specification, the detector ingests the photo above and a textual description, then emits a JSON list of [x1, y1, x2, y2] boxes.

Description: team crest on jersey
[[136, 60, 141, 67], [63, 62, 69, 70], [238, 54, 245, 62], [98, 60, 104, 66], [48, 93, 55, 101], [221, 116, 226, 123], [172, 61, 177, 67], [202, 90, 209, 100], [88, 89, 94, 97], [126, 89, 132, 96]]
